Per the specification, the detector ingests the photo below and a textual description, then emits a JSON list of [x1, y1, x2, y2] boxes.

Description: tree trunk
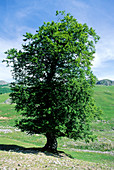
[[43, 132, 57, 152]]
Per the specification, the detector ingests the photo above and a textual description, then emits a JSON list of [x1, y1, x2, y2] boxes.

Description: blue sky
[[0, 0, 114, 82]]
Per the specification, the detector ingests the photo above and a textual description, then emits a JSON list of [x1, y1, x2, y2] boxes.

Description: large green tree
[[3, 11, 101, 152]]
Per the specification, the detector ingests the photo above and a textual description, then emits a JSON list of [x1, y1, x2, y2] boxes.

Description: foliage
[[3, 11, 101, 150]]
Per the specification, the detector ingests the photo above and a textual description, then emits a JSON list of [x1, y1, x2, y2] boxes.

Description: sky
[[0, 0, 114, 82]]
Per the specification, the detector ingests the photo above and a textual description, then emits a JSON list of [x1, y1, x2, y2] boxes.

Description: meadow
[[0, 85, 114, 169]]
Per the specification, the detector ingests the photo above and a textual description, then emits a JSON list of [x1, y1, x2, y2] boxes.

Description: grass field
[[0, 86, 114, 169]]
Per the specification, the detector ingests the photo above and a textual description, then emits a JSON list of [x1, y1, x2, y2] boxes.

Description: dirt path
[[0, 117, 11, 120]]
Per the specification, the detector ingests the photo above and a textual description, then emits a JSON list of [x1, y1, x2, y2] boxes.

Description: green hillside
[[0, 84, 11, 94], [0, 86, 114, 169], [94, 85, 114, 121]]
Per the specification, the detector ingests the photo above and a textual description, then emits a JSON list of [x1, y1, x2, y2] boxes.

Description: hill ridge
[[0, 80, 8, 85], [96, 79, 114, 86]]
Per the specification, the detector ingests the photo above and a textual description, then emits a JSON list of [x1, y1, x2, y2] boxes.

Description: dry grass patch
[[0, 151, 111, 170]]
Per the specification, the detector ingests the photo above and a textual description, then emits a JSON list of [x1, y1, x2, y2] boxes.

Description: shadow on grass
[[0, 144, 73, 159]]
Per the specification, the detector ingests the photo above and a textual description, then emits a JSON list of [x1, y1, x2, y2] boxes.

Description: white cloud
[[92, 37, 114, 68], [72, 0, 89, 9], [0, 35, 23, 82], [0, 25, 36, 57], [97, 74, 114, 81], [0, 25, 37, 82], [0, 37, 22, 58], [0, 65, 12, 82]]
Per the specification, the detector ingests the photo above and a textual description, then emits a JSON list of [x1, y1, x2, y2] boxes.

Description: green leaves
[[3, 11, 101, 143], [56, 10, 65, 16], [23, 32, 33, 41]]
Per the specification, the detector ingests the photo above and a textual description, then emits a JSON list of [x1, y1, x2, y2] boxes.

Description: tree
[[3, 11, 101, 152]]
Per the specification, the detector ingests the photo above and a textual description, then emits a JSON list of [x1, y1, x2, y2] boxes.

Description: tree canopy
[[3, 11, 101, 152]]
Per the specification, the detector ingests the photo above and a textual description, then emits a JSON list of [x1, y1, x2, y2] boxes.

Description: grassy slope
[[94, 86, 114, 121], [92, 86, 114, 144], [0, 84, 11, 94], [0, 93, 11, 103], [0, 86, 114, 169]]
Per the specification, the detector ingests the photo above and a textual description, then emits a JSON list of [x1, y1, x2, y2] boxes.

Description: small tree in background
[[3, 11, 101, 152]]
